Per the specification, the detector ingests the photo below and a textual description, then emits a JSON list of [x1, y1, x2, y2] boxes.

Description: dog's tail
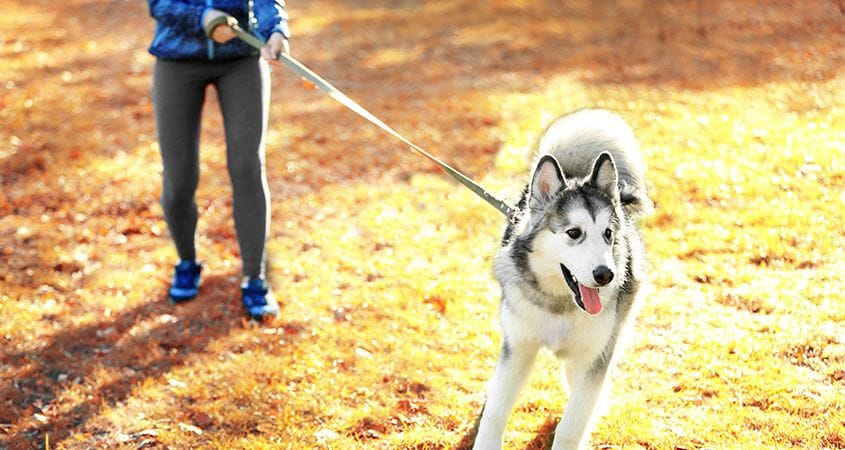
[[537, 109, 654, 217]]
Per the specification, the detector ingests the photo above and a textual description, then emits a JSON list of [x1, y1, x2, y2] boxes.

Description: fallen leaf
[[178, 422, 203, 435], [192, 411, 213, 429]]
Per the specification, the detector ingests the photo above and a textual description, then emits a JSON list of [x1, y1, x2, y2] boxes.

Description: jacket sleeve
[[147, 0, 206, 33], [253, 0, 290, 40]]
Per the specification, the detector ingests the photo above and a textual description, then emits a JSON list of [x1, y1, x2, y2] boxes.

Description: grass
[[0, 0, 843, 449]]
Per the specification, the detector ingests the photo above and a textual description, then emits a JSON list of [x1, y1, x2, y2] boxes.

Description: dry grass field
[[1, 0, 843, 448]]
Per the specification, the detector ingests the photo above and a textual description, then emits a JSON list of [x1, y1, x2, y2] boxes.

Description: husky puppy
[[473, 109, 652, 450]]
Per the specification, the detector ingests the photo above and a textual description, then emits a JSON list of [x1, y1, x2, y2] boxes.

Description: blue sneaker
[[168, 260, 202, 303], [241, 277, 279, 320]]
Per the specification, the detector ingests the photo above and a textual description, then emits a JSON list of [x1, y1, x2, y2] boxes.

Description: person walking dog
[[146, 0, 290, 319]]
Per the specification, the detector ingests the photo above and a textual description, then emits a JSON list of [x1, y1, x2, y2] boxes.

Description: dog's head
[[523, 152, 623, 314]]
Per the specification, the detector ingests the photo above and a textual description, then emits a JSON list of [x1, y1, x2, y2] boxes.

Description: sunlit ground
[[1, 1, 842, 449]]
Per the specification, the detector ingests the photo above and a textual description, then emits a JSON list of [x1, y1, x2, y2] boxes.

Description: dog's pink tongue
[[578, 285, 603, 315]]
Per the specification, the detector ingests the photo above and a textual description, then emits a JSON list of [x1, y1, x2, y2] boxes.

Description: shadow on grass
[[0, 273, 244, 449], [455, 410, 557, 450], [524, 417, 558, 450], [5, 0, 839, 218], [455, 405, 482, 450]]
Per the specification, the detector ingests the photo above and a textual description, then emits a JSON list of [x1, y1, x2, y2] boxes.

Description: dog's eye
[[604, 228, 613, 240], [565, 228, 582, 239]]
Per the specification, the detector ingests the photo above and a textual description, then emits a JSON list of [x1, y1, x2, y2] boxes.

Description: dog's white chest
[[536, 315, 577, 349], [504, 295, 616, 359], [542, 312, 614, 356]]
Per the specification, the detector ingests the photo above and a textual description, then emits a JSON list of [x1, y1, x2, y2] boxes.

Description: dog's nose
[[592, 266, 614, 286]]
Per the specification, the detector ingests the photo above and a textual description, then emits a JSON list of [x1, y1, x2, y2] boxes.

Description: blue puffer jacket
[[147, 0, 290, 61]]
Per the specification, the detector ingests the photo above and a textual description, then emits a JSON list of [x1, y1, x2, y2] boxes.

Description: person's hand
[[203, 9, 236, 43], [261, 32, 290, 62]]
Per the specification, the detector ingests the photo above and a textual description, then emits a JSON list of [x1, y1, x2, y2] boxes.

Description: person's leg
[[153, 59, 209, 263], [214, 56, 271, 279]]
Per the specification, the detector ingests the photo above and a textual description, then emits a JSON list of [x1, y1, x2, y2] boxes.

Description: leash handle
[[206, 14, 516, 219]]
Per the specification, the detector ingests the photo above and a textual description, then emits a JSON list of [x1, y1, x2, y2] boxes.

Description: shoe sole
[[247, 310, 278, 321], [168, 295, 197, 305], [246, 306, 279, 321], [168, 279, 202, 304]]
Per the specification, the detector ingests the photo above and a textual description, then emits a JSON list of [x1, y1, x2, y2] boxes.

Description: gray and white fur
[[474, 109, 651, 450]]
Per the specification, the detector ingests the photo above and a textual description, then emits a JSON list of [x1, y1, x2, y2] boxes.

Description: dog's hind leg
[[550, 358, 612, 450], [473, 339, 540, 450]]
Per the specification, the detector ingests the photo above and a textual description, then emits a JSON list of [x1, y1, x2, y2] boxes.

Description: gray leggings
[[153, 57, 270, 278]]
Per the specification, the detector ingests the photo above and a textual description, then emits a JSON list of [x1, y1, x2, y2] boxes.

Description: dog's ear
[[589, 152, 619, 200], [530, 155, 565, 206]]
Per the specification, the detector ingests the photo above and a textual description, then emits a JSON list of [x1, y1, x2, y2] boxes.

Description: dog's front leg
[[550, 359, 611, 450], [473, 339, 539, 450]]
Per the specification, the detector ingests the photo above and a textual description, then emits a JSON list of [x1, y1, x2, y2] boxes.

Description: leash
[[205, 15, 516, 219]]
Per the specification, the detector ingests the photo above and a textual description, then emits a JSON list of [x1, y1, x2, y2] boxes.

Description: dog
[[473, 109, 652, 450]]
